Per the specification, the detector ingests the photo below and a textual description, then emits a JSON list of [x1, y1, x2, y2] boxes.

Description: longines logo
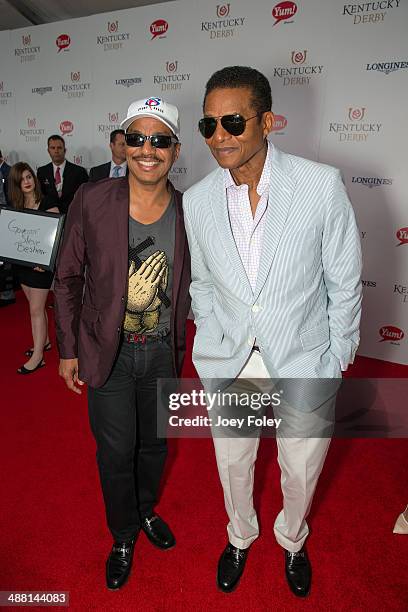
[[0, 81, 12, 105], [201, 3, 246, 39], [362, 280, 377, 287], [20, 117, 45, 142], [153, 61, 191, 92], [272, 1, 297, 26], [394, 284, 408, 303], [56, 34, 70, 52], [115, 77, 142, 88], [328, 107, 382, 142], [61, 71, 91, 98], [271, 114, 288, 134], [98, 112, 120, 139], [366, 59, 408, 74], [343, 1, 400, 25], [351, 176, 393, 187], [96, 20, 131, 51], [273, 50, 324, 86], [14, 33, 40, 62], [32, 86, 53, 96], [379, 325, 404, 344]]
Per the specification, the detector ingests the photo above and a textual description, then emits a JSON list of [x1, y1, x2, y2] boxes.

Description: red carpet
[[0, 294, 407, 610]]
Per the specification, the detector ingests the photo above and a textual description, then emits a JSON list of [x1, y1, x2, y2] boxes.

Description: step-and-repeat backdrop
[[0, 0, 407, 364]]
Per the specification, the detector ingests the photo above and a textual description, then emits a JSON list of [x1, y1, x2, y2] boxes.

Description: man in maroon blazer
[[54, 98, 191, 590]]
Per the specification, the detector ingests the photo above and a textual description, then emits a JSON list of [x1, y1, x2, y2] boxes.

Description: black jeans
[[88, 338, 174, 542]]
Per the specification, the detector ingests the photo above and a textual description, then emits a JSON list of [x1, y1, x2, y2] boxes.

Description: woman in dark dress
[[8, 162, 59, 374]]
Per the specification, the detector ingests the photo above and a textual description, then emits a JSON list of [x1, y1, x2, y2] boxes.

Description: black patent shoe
[[217, 543, 249, 593], [106, 538, 136, 590], [285, 547, 311, 597], [141, 515, 175, 550]]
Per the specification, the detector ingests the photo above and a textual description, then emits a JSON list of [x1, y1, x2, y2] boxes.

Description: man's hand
[[59, 358, 84, 395], [33, 266, 45, 272]]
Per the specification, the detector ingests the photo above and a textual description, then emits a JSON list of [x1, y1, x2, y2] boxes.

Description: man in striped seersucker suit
[[183, 66, 362, 597]]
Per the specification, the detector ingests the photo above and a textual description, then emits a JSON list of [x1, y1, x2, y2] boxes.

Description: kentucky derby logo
[[272, 1, 297, 26], [379, 326, 404, 343], [71, 71, 80, 82], [145, 97, 161, 107], [348, 107, 366, 121], [56, 34, 70, 52], [28, 118, 36, 128], [20, 118, 44, 141], [166, 61, 178, 73], [108, 112, 119, 122], [150, 20, 168, 40], [108, 21, 118, 33], [291, 50, 307, 64], [73, 155, 83, 165], [217, 4, 230, 17], [22, 34, 31, 46]]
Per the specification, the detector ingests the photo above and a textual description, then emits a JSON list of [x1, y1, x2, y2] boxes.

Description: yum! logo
[[56, 34, 70, 52], [396, 227, 408, 246], [272, 1, 297, 26], [60, 120, 73, 135], [271, 114, 287, 132], [379, 326, 404, 343], [150, 19, 168, 40], [217, 4, 230, 17], [348, 107, 366, 121]]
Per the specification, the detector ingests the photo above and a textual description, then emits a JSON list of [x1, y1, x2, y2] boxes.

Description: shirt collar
[[110, 160, 127, 169], [223, 141, 272, 195], [53, 160, 66, 174]]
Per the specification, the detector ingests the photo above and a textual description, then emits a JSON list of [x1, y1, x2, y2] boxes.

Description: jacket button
[[117, 327, 121, 333], [121, 296, 125, 302]]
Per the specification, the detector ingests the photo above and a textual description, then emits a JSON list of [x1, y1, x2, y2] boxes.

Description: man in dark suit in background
[[54, 97, 190, 590], [37, 135, 88, 214], [89, 129, 127, 181], [0, 149, 11, 206]]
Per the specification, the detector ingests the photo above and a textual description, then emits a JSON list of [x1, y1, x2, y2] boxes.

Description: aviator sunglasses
[[125, 132, 179, 148], [198, 112, 265, 139]]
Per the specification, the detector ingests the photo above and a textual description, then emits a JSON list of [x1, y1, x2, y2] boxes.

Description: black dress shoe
[[106, 538, 136, 590], [217, 543, 249, 593], [141, 515, 175, 549], [285, 547, 311, 597]]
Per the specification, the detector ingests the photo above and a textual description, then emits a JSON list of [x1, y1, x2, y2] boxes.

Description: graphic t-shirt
[[124, 195, 175, 336]]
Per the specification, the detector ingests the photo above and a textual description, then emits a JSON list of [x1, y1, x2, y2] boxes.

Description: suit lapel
[[253, 145, 295, 300], [210, 170, 253, 299], [172, 187, 186, 308]]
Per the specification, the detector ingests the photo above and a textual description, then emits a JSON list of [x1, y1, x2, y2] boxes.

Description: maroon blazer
[[54, 176, 191, 388]]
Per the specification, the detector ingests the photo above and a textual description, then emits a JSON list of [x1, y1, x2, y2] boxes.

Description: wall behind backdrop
[[0, 0, 407, 364]]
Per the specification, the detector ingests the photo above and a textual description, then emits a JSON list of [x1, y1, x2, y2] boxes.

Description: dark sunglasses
[[125, 132, 179, 148], [198, 113, 263, 138]]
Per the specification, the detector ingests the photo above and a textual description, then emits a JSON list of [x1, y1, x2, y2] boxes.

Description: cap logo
[[145, 97, 161, 108]]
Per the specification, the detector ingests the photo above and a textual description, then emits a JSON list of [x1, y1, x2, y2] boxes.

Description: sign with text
[[0, 208, 64, 271]]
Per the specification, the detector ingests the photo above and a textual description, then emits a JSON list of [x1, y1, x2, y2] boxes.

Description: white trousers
[[212, 351, 331, 552]]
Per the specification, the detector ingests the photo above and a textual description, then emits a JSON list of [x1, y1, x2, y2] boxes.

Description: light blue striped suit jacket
[[183, 145, 362, 381]]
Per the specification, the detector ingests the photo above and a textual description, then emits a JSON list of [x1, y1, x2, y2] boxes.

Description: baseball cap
[[120, 97, 179, 137]]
